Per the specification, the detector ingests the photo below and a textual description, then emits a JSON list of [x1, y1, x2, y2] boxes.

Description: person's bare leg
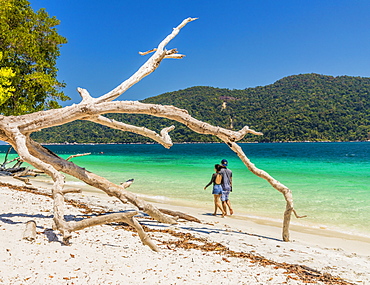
[[213, 195, 218, 215], [222, 201, 228, 215], [216, 195, 226, 217], [226, 200, 233, 215]]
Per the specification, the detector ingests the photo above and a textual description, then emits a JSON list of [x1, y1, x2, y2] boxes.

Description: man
[[220, 159, 233, 215]]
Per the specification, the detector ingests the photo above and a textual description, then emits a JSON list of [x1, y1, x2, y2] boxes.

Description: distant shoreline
[[11, 140, 370, 146], [1, 140, 369, 147]]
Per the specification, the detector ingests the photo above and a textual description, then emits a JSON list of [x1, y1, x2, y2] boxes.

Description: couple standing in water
[[204, 159, 233, 217]]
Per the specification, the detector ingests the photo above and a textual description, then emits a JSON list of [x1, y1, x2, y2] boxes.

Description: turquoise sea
[[1, 142, 369, 238]]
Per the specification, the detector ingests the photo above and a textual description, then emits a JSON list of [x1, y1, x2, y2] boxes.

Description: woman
[[204, 164, 226, 217]]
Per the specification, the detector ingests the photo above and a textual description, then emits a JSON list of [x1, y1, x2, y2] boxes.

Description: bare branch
[[224, 142, 301, 241], [12, 132, 72, 242], [139, 48, 157, 55], [67, 211, 160, 251], [62, 188, 82, 194], [164, 48, 185, 59], [120, 178, 134, 189], [164, 54, 185, 59], [1, 156, 20, 167], [159, 208, 200, 223], [66, 153, 91, 161], [13, 176, 32, 185], [95, 17, 197, 104], [0, 17, 301, 247], [81, 101, 260, 143], [87, 115, 174, 148], [26, 139, 178, 225], [158, 18, 198, 50], [293, 209, 307, 219], [77, 87, 94, 102]]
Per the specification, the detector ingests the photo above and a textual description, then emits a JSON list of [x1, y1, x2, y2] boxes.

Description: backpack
[[215, 173, 222, 185]]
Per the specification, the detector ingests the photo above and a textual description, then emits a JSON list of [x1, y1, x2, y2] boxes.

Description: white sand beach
[[0, 175, 369, 285]]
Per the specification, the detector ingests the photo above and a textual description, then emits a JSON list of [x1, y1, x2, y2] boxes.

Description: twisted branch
[[86, 115, 174, 148], [0, 17, 303, 249], [95, 17, 197, 104]]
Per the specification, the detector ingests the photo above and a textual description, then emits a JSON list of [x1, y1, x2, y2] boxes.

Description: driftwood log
[[23, 220, 37, 241], [159, 209, 201, 223], [0, 18, 303, 249]]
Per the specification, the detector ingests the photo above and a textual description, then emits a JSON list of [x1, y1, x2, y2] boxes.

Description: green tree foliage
[[0, 0, 69, 115], [0, 52, 16, 105], [31, 74, 370, 143]]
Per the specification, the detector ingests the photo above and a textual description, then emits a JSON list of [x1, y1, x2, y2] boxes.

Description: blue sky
[[30, 0, 370, 105]]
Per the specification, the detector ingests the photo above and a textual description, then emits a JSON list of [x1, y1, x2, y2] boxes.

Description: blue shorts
[[212, 184, 222, 195], [221, 190, 231, 201]]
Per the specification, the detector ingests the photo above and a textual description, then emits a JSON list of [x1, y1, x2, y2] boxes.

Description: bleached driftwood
[[66, 153, 91, 161], [13, 176, 32, 185], [0, 147, 42, 177], [120, 178, 134, 189], [159, 209, 201, 223], [61, 188, 82, 194], [0, 17, 302, 249], [23, 220, 37, 241]]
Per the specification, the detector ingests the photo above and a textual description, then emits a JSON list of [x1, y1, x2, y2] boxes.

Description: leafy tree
[[0, 52, 16, 105], [0, 0, 69, 115]]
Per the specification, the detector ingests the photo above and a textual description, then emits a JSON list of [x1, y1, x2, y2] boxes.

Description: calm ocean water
[[1, 142, 369, 237]]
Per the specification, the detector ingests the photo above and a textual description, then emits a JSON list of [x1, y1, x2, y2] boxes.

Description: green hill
[[31, 73, 370, 143]]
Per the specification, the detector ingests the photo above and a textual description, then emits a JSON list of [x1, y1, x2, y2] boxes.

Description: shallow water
[[1, 142, 369, 237]]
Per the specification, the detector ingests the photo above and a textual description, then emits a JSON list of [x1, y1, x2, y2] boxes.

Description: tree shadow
[[140, 219, 282, 242], [43, 228, 60, 243], [182, 225, 282, 242], [0, 212, 52, 225]]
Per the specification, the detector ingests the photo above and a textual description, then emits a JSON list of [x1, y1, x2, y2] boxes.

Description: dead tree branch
[[66, 153, 91, 161], [0, 17, 302, 249]]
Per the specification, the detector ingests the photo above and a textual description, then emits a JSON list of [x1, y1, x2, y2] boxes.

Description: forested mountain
[[31, 73, 370, 143]]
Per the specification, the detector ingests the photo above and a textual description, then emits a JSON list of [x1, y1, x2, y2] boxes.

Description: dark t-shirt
[[220, 167, 232, 191]]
